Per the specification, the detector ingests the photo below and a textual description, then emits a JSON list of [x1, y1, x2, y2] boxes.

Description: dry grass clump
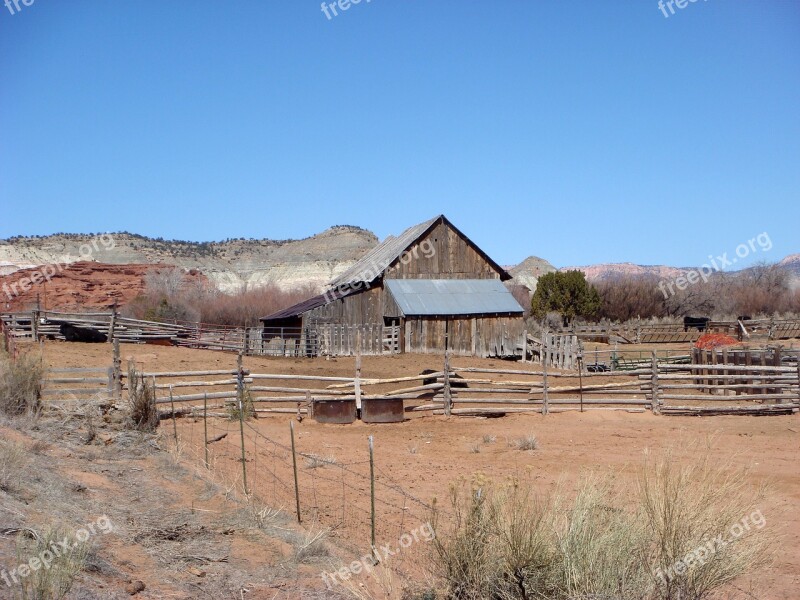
[[0, 351, 43, 416], [640, 449, 773, 600], [0, 439, 28, 493], [227, 387, 255, 421], [510, 434, 538, 451], [126, 364, 159, 431], [429, 451, 773, 600], [294, 526, 331, 563], [15, 527, 89, 600]]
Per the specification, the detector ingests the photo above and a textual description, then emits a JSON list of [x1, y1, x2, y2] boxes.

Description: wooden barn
[[260, 215, 524, 357]]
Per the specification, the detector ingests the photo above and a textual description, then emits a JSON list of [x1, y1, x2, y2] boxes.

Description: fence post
[[443, 350, 452, 417], [290, 421, 302, 523], [578, 351, 584, 413], [112, 338, 122, 401], [651, 350, 661, 415], [203, 393, 209, 469], [32, 308, 39, 341], [108, 301, 117, 343], [169, 385, 178, 444], [796, 363, 800, 407], [355, 334, 362, 414], [237, 353, 249, 495], [521, 330, 528, 363], [369, 435, 376, 554], [542, 333, 549, 415]]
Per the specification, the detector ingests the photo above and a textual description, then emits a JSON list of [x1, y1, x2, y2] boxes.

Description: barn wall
[[384, 221, 502, 280], [303, 286, 385, 326], [403, 315, 524, 357]]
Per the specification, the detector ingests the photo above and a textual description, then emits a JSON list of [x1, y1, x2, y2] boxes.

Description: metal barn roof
[[385, 279, 524, 317], [329, 216, 440, 288]]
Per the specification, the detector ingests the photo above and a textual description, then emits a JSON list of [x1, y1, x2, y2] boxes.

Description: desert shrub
[[227, 386, 255, 421], [429, 452, 773, 600], [509, 434, 538, 451], [126, 364, 159, 432], [16, 527, 88, 600], [0, 351, 43, 416], [0, 439, 28, 493], [640, 450, 773, 600], [124, 275, 319, 327], [550, 476, 648, 600], [430, 476, 498, 600]]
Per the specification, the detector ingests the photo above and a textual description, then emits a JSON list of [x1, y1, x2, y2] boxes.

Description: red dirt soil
[[0, 262, 204, 312], [33, 341, 800, 599]]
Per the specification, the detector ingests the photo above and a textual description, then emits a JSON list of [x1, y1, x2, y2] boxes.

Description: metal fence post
[[369, 435, 376, 553], [290, 421, 302, 523]]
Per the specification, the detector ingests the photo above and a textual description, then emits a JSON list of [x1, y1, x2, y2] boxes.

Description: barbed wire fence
[[174, 403, 446, 577]]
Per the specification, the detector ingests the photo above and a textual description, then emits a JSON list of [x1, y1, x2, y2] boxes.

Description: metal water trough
[[313, 399, 357, 424], [361, 398, 404, 423]]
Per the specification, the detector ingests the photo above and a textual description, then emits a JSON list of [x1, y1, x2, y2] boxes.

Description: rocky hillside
[[0, 262, 206, 312], [508, 256, 557, 291], [0, 227, 377, 293]]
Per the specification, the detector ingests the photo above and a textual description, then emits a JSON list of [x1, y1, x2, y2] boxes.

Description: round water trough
[[313, 399, 357, 424], [361, 398, 404, 423]]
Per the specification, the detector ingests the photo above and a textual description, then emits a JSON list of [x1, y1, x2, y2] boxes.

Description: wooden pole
[[290, 420, 301, 523], [237, 353, 248, 495], [169, 385, 178, 444], [796, 363, 800, 406], [112, 338, 121, 400], [108, 301, 117, 343], [443, 351, 452, 417], [578, 352, 584, 413], [369, 435, 376, 553], [522, 330, 528, 363], [651, 350, 661, 414], [355, 343, 362, 414], [542, 333, 549, 415], [203, 393, 209, 469]]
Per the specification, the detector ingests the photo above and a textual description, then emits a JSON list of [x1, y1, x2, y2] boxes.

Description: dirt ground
[[20, 341, 800, 598]]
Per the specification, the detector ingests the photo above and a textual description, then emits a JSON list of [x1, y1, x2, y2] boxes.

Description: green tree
[[530, 270, 601, 327]]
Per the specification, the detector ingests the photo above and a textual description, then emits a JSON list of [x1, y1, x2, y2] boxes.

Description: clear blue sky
[[1, 1, 798, 269]]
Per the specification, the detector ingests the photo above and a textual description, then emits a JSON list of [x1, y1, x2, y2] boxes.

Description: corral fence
[[27, 340, 800, 577], [0, 316, 18, 359], [562, 318, 800, 344], [0, 311, 401, 357]]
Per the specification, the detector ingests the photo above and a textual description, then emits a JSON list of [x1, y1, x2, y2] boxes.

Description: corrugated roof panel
[[385, 279, 524, 317], [330, 217, 440, 288]]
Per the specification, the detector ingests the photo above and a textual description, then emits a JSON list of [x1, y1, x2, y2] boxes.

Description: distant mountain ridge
[[0, 227, 377, 293], [1, 227, 797, 295]]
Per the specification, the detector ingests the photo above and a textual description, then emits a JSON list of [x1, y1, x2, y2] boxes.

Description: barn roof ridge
[[329, 214, 511, 288]]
